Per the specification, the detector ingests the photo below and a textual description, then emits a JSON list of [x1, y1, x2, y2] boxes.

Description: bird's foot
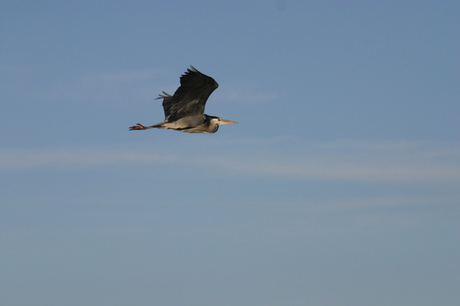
[[129, 123, 147, 130]]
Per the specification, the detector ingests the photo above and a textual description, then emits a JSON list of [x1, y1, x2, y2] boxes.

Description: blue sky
[[1, 1, 459, 305]]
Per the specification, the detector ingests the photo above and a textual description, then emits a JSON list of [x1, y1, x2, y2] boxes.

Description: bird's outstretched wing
[[162, 66, 219, 122], [155, 91, 173, 118]]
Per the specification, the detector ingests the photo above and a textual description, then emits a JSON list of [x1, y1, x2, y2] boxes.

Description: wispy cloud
[[1, 139, 458, 183], [0, 147, 177, 170], [47, 70, 162, 104], [193, 139, 460, 182], [218, 84, 278, 105], [82, 71, 158, 85]]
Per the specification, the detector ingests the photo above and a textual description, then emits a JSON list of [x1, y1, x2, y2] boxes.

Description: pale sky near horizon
[[1, 1, 459, 305]]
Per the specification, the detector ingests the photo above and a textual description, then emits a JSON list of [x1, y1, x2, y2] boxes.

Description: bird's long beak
[[220, 119, 238, 124]]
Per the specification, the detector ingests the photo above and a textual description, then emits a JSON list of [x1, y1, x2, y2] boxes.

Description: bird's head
[[208, 116, 238, 125]]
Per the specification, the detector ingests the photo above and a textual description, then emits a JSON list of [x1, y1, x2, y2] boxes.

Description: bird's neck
[[205, 114, 219, 133]]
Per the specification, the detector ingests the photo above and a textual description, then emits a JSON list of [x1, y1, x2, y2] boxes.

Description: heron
[[129, 66, 238, 134]]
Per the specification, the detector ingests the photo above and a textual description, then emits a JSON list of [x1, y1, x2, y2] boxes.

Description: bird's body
[[130, 66, 237, 134]]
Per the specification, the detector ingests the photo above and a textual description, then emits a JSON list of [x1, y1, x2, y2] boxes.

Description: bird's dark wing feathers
[[155, 91, 173, 118], [162, 66, 219, 122]]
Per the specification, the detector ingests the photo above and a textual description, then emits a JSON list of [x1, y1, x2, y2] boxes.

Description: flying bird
[[129, 66, 237, 134]]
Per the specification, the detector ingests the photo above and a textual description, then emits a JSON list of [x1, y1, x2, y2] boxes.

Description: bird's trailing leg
[[129, 123, 147, 130]]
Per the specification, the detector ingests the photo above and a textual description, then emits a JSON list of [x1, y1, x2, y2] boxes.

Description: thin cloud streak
[[218, 84, 278, 105], [219, 155, 459, 181], [1, 140, 458, 182], [203, 139, 460, 182], [47, 70, 161, 104], [0, 148, 177, 170]]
